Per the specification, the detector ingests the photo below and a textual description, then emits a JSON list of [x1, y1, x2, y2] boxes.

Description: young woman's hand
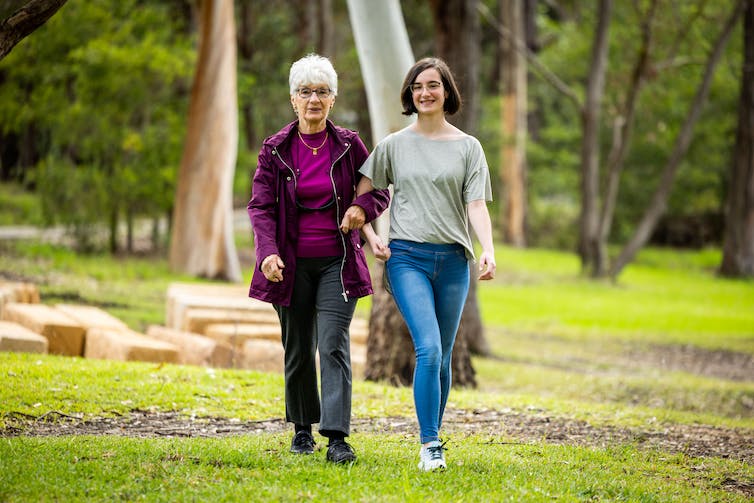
[[369, 236, 391, 261], [477, 251, 496, 280]]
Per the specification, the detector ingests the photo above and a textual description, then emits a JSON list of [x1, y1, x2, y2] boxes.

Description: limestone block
[[165, 282, 264, 329], [203, 323, 282, 349], [0, 281, 40, 304], [0, 320, 49, 353], [0, 282, 40, 318], [182, 307, 280, 335], [145, 325, 235, 368], [55, 304, 129, 332], [85, 327, 179, 364], [1, 303, 84, 356], [239, 339, 284, 373], [0, 288, 13, 319]]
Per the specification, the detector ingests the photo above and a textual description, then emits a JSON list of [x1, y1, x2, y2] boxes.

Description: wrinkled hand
[[261, 254, 285, 283], [339, 205, 366, 233], [370, 237, 391, 261], [477, 251, 496, 280]]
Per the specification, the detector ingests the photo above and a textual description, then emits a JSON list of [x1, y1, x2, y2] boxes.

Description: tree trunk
[[347, 0, 419, 384], [595, 0, 657, 276], [316, 0, 334, 57], [500, 0, 528, 248], [577, 0, 612, 276], [169, 0, 241, 281], [0, 0, 66, 61], [430, 0, 481, 134], [611, 0, 745, 278], [721, 0, 754, 277], [237, 0, 256, 151], [363, 262, 414, 385]]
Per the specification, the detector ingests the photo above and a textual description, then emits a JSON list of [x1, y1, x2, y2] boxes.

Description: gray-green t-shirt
[[359, 127, 492, 260]]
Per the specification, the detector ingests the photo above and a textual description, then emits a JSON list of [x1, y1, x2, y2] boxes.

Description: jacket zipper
[[331, 142, 352, 302], [274, 140, 352, 303]]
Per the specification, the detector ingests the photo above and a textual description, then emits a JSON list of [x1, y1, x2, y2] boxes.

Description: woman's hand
[[339, 205, 366, 233], [261, 254, 285, 282], [477, 251, 496, 280], [369, 235, 391, 261]]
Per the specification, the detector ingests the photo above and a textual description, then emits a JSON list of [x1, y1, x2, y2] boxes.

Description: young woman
[[343, 57, 496, 471]]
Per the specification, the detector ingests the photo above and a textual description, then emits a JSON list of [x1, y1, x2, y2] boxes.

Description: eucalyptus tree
[[169, 0, 241, 281], [498, 0, 528, 248], [514, 1, 744, 278], [346, 0, 418, 386], [610, 0, 745, 277]]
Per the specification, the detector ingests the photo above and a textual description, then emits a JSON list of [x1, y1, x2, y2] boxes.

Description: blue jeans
[[385, 240, 470, 444]]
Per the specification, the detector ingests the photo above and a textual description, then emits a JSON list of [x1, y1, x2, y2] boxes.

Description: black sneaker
[[290, 431, 315, 454], [326, 439, 357, 464]]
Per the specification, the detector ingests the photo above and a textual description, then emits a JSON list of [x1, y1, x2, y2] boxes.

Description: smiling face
[[291, 82, 335, 131], [410, 68, 447, 116]]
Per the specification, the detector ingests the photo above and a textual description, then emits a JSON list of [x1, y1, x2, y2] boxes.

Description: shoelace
[[427, 441, 447, 460]]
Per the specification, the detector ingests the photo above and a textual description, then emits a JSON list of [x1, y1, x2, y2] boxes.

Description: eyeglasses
[[297, 87, 332, 99], [410, 81, 443, 93]]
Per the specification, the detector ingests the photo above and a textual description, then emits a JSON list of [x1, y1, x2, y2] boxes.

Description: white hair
[[288, 53, 338, 96]]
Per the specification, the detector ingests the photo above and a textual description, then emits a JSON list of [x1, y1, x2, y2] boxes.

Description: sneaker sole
[[418, 461, 447, 471]]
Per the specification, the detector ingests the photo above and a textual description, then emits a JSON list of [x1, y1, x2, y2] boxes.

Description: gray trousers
[[274, 256, 356, 437]]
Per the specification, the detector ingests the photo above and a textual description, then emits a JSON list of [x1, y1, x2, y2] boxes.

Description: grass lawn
[[1, 234, 753, 501]]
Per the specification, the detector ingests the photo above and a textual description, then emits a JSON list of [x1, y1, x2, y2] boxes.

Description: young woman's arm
[[467, 199, 496, 280], [360, 221, 390, 261]]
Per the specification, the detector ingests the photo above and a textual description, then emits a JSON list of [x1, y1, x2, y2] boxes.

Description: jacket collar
[[266, 119, 354, 152]]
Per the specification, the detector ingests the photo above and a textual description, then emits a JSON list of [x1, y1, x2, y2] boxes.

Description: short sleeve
[[463, 138, 493, 203], [359, 137, 393, 189]]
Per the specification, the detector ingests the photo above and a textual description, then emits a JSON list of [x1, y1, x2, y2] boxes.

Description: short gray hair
[[289, 53, 338, 97]]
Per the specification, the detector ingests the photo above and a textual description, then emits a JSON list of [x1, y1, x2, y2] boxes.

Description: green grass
[[1, 435, 750, 502], [482, 246, 754, 352], [1, 233, 753, 501]]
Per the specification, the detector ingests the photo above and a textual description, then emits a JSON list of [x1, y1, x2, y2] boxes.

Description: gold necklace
[[297, 130, 328, 156]]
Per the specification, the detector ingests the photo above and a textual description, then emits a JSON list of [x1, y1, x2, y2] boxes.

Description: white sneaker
[[418, 441, 447, 471]]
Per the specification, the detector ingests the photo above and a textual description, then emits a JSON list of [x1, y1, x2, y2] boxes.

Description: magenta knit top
[[292, 129, 341, 258]]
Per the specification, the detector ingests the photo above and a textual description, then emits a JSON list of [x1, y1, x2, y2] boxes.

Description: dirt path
[[3, 407, 752, 466]]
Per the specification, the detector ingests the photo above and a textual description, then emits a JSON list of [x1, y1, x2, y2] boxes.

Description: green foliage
[[0, 0, 194, 251], [528, 1, 741, 246], [0, 183, 44, 226], [0, 0, 745, 257]]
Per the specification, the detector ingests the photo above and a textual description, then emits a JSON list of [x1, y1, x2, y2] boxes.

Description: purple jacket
[[247, 120, 390, 306]]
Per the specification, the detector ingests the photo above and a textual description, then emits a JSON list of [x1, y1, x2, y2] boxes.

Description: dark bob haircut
[[400, 57, 462, 116]]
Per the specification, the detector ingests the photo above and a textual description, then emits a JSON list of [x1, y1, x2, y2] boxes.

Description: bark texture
[[721, 0, 754, 277], [500, 0, 528, 247], [169, 0, 241, 281], [0, 0, 67, 61]]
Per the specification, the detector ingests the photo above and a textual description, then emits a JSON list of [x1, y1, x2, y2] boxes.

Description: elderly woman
[[247, 53, 389, 464]]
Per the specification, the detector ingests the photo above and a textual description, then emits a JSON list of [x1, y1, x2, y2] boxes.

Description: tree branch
[[0, 0, 67, 60], [610, 0, 746, 278], [477, 1, 581, 109]]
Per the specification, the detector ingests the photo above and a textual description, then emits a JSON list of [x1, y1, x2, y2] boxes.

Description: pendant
[[312, 149, 318, 155]]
